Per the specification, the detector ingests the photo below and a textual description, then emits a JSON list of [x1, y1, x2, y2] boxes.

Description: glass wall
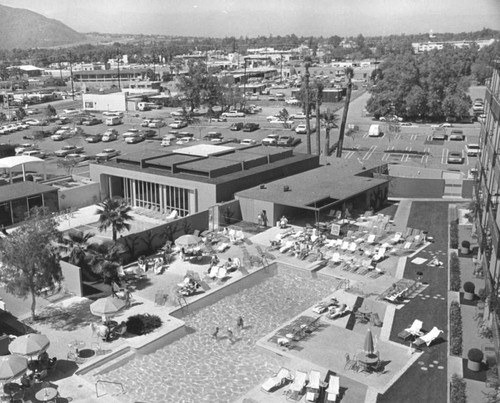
[[123, 178, 190, 217]]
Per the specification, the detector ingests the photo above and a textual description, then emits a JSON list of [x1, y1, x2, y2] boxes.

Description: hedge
[[450, 252, 461, 292], [450, 220, 459, 249], [450, 301, 463, 356], [450, 374, 466, 403]]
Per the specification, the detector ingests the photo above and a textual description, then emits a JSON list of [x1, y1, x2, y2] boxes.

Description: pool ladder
[[95, 379, 125, 398]]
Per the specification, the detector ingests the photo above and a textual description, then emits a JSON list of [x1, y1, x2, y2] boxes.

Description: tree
[[96, 197, 133, 242], [57, 158, 79, 175], [87, 241, 124, 288], [303, 58, 312, 155], [337, 67, 354, 158], [314, 80, 324, 156], [177, 60, 209, 112], [0, 207, 62, 320], [14, 107, 26, 121], [320, 109, 339, 156], [278, 108, 291, 129], [60, 230, 94, 268]]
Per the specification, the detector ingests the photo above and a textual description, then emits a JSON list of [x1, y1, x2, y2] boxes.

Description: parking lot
[[0, 81, 484, 178]]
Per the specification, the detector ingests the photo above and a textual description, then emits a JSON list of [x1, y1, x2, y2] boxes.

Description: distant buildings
[[411, 39, 495, 54]]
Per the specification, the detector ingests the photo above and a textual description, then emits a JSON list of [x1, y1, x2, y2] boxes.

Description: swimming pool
[[95, 265, 339, 402]]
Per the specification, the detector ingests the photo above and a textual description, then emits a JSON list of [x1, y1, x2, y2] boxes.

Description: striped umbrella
[[0, 355, 27, 382], [90, 296, 127, 319], [364, 328, 374, 355], [8, 334, 50, 358]]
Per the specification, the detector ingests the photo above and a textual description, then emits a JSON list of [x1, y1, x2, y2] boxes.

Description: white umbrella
[[175, 234, 202, 248], [8, 334, 50, 358], [0, 355, 27, 382], [90, 296, 127, 319]]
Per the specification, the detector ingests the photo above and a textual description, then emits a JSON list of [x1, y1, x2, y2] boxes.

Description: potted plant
[[463, 282, 475, 300], [467, 348, 484, 372], [461, 240, 471, 255]]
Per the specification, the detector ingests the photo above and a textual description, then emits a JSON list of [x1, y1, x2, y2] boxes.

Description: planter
[[467, 359, 481, 372], [464, 291, 474, 301], [463, 282, 475, 300], [461, 240, 471, 255]]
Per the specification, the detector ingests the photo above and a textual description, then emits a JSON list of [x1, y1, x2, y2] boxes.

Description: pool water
[[97, 266, 339, 402]]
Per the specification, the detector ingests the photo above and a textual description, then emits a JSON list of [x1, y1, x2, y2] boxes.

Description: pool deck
[[8, 208, 430, 402]]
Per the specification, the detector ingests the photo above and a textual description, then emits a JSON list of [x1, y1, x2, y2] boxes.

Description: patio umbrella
[[175, 234, 202, 249], [0, 355, 27, 382], [364, 328, 375, 355], [8, 334, 50, 358], [90, 296, 127, 319]]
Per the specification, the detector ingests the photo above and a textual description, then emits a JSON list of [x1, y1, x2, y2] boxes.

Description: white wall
[[82, 92, 127, 112]]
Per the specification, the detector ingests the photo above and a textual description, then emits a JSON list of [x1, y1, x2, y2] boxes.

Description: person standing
[[212, 327, 219, 340], [227, 328, 235, 343], [237, 316, 244, 331], [261, 210, 268, 227]]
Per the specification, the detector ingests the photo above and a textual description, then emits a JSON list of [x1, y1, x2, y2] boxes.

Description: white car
[[291, 112, 307, 119], [65, 153, 88, 163], [22, 150, 46, 158], [51, 132, 71, 141], [466, 144, 480, 157], [170, 109, 184, 117], [15, 143, 36, 155], [262, 134, 280, 146], [122, 129, 140, 138], [96, 148, 120, 160], [63, 108, 80, 115], [285, 98, 301, 106], [269, 118, 294, 125], [295, 124, 316, 134], [54, 145, 84, 157], [169, 120, 188, 129], [148, 120, 165, 128], [24, 119, 41, 126], [176, 137, 194, 145], [240, 139, 256, 145], [102, 111, 123, 117], [222, 111, 245, 118]]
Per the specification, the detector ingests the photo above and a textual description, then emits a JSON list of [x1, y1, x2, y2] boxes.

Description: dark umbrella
[[364, 328, 374, 355]]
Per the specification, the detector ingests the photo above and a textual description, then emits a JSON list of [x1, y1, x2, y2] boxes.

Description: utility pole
[[69, 52, 74, 101], [117, 48, 121, 90], [242, 57, 248, 110], [304, 59, 311, 155]]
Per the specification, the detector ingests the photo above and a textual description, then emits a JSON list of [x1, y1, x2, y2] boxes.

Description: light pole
[[304, 59, 311, 155], [242, 57, 248, 110], [68, 52, 75, 101]]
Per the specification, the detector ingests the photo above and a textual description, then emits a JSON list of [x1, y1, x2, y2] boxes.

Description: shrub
[[461, 240, 471, 249], [463, 281, 475, 294], [450, 374, 466, 403], [468, 348, 484, 362], [450, 220, 459, 249], [477, 288, 488, 302], [450, 252, 461, 291], [126, 314, 162, 335], [450, 301, 463, 356]]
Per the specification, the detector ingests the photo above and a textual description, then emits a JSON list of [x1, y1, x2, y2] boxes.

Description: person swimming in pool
[[212, 327, 219, 340]]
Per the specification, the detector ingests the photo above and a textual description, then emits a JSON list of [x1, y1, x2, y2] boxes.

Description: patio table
[[35, 387, 57, 402]]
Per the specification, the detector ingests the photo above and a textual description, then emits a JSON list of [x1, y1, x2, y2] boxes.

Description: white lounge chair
[[366, 234, 377, 244], [330, 252, 341, 264], [398, 319, 423, 340], [391, 232, 403, 244], [414, 326, 443, 347], [306, 370, 321, 402], [261, 367, 292, 393], [325, 375, 340, 402], [348, 242, 357, 252], [280, 240, 295, 253], [372, 247, 386, 262], [286, 370, 308, 401], [341, 241, 349, 251]]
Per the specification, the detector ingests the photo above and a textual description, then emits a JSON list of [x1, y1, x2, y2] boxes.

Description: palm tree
[[87, 241, 124, 288], [337, 67, 354, 158], [320, 109, 339, 156], [314, 80, 324, 156], [96, 197, 133, 242], [303, 58, 312, 155], [60, 230, 94, 267]]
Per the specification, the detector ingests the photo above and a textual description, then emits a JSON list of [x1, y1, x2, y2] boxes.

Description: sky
[[1, 0, 499, 38]]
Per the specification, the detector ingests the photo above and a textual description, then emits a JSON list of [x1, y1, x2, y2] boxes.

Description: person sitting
[[97, 324, 110, 342], [21, 372, 34, 389], [138, 256, 147, 273], [154, 257, 164, 275], [279, 216, 289, 228], [38, 351, 50, 369], [210, 254, 220, 268]]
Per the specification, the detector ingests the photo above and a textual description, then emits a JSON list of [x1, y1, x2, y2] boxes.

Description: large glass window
[[0, 203, 12, 227]]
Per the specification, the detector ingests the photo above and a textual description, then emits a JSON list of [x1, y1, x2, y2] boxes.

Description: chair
[[329, 304, 349, 320], [344, 353, 358, 371], [414, 326, 443, 347], [306, 370, 321, 402], [286, 370, 308, 401], [261, 367, 292, 393], [390, 232, 403, 244], [366, 234, 377, 244], [372, 247, 386, 262], [398, 319, 423, 340], [325, 375, 340, 402]]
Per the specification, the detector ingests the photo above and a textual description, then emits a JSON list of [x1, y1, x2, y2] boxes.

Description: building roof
[[7, 65, 44, 71], [0, 156, 44, 169], [173, 144, 234, 157], [0, 181, 56, 204], [74, 68, 151, 76], [236, 159, 388, 210]]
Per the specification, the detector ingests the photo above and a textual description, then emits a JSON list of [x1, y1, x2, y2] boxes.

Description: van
[[368, 124, 381, 137], [137, 102, 151, 112], [105, 116, 122, 126]]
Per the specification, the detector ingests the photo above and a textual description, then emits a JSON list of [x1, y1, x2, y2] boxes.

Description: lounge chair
[[325, 375, 340, 402], [413, 326, 443, 347], [366, 233, 377, 244], [261, 367, 292, 393], [329, 304, 350, 320], [372, 247, 386, 262], [306, 370, 321, 402], [286, 370, 308, 401], [390, 232, 403, 244], [398, 319, 423, 340]]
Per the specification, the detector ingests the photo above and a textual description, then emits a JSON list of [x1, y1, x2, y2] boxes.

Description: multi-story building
[[476, 59, 500, 369]]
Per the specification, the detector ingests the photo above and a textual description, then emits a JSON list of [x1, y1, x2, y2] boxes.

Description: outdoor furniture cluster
[[272, 316, 323, 349], [345, 329, 386, 375], [398, 320, 443, 347], [261, 368, 340, 403], [383, 280, 419, 304]]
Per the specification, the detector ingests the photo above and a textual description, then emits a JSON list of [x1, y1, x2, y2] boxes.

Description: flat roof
[[236, 160, 388, 209], [0, 182, 56, 204], [172, 144, 235, 157]]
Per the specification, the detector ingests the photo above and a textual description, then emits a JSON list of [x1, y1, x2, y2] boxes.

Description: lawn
[[377, 201, 449, 403]]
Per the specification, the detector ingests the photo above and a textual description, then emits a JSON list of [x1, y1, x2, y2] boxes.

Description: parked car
[[125, 134, 144, 144], [161, 137, 173, 147], [176, 137, 194, 145], [229, 122, 244, 131], [63, 108, 80, 115], [139, 129, 157, 138], [169, 120, 188, 129], [240, 139, 256, 145], [203, 131, 222, 140], [54, 145, 84, 157], [466, 144, 481, 157], [51, 132, 70, 141], [285, 98, 301, 105], [170, 109, 184, 117], [243, 123, 260, 132], [447, 151, 464, 164], [15, 143, 37, 155], [65, 153, 88, 163], [96, 148, 120, 160], [449, 130, 465, 141], [85, 134, 102, 143], [102, 131, 118, 142], [291, 112, 307, 119], [102, 111, 123, 117], [22, 150, 46, 158], [148, 119, 165, 128], [262, 134, 280, 146], [122, 129, 140, 139], [141, 119, 152, 127], [295, 124, 316, 134], [222, 111, 245, 118], [277, 135, 294, 147], [82, 118, 103, 126]]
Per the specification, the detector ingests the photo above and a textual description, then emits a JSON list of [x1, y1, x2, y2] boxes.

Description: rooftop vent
[[283, 185, 290, 192]]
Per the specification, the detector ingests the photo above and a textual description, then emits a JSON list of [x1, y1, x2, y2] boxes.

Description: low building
[[72, 68, 153, 87], [89, 145, 319, 217], [82, 90, 127, 112], [236, 159, 389, 226]]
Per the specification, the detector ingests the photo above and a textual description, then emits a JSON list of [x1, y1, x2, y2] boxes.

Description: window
[[85, 101, 94, 109]]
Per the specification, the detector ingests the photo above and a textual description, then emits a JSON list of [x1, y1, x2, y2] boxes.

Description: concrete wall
[[383, 175, 445, 198], [462, 179, 474, 199], [60, 260, 83, 297], [217, 199, 242, 227], [116, 210, 209, 263], [237, 196, 275, 226], [58, 182, 100, 210]]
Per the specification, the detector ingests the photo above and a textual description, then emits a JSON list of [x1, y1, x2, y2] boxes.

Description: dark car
[[83, 118, 103, 126], [243, 123, 260, 132], [140, 129, 157, 138], [203, 131, 222, 140], [230, 122, 244, 131], [85, 134, 102, 143]]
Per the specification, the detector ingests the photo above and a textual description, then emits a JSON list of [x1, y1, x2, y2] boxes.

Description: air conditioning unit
[[283, 185, 290, 192]]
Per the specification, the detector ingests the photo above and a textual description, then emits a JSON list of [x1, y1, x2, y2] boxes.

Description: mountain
[[0, 4, 86, 49]]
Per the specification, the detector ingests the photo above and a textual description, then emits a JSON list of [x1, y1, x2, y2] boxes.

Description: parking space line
[[362, 145, 376, 160], [411, 134, 418, 141], [421, 148, 430, 165], [362, 132, 369, 138], [441, 148, 448, 165]]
